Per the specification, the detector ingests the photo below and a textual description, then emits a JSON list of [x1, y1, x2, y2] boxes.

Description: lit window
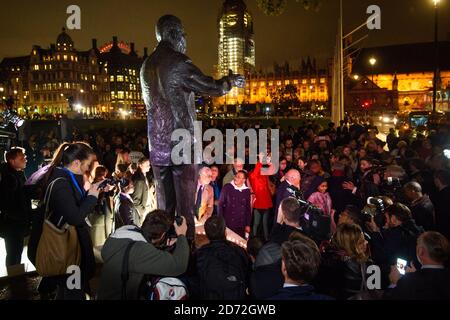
[[63, 55, 68, 61], [118, 91, 125, 99], [311, 79, 316, 84], [117, 75, 124, 82], [71, 56, 74, 61], [320, 78, 326, 84], [277, 81, 282, 86], [285, 80, 290, 85], [260, 82, 265, 87], [269, 82, 273, 86], [302, 79, 307, 84], [110, 76, 115, 82], [34, 65, 40, 71], [294, 80, 299, 85], [111, 92, 116, 99]]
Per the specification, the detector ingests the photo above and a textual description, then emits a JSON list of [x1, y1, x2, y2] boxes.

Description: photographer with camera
[[366, 203, 424, 286], [97, 210, 190, 300]]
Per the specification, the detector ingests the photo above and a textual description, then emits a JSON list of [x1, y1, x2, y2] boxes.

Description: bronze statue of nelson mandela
[[140, 15, 245, 239]]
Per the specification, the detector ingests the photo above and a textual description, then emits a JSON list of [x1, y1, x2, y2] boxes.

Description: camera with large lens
[[287, 186, 331, 244], [361, 197, 386, 228], [98, 177, 128, 190]]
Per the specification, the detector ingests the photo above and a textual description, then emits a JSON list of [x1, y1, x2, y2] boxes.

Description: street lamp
[[432, 0, 441, 113], [369, 57, 377, 108], [353, 74, 359, 80], [0, 87, 4, 93]]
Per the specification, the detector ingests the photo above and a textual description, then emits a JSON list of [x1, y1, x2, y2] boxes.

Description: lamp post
[[432, 0, 440, 113], [369, 57, 377, 109]]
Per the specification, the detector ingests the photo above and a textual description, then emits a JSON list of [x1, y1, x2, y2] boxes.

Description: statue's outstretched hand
[[231, 74, 246, 88]]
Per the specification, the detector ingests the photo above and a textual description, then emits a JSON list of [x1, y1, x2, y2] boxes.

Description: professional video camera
[[287, 185, 331, 243], [361, 197, 387, 228]]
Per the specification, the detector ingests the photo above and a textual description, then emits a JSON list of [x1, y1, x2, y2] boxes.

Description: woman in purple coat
[[218, 171, 252, 239]]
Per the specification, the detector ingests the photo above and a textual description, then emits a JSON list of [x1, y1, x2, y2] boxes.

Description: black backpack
[[199, 243, 247, 300]]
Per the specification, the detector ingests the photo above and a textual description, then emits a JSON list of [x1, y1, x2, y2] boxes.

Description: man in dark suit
[[269, 235, 332, 300], [386, 232, 450, 300], [274, 169, 301, 225], [250, 198, 305, 299], [404, 181, 436, 231], [433, 170, 450, 240]]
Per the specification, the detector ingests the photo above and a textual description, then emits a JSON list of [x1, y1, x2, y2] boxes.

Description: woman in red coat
[[249, 154, 274, 241]]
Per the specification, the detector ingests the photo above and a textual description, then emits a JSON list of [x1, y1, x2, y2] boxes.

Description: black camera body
[[287, 186, 331, 244], [361, 197, 386, 227], [98, 177, 128, 190]]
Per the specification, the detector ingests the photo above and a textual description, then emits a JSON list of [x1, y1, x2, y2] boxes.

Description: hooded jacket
[[97, 226, 189, 300]]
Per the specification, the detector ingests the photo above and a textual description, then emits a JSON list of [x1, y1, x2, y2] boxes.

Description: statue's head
[[156, 15, 187, 54]]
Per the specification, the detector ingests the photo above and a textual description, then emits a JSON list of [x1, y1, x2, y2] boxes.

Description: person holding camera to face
[[365, 203, 424, 287], [97, 210, 190, 300]]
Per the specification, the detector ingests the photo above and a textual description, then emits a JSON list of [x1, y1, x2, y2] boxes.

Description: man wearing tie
[[195, 167, 215, 224]]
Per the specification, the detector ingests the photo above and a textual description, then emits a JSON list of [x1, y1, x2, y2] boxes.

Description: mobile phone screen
[[397, 258, 407, 275]]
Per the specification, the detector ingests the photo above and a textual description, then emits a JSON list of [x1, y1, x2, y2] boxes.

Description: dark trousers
[[3, 222, 27, 267], [152, 165, 198, 240]]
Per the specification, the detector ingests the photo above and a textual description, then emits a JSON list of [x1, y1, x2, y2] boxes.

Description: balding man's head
[[199, 167, 212, 185], [286, 169, 301, 188], [404, 181, 423, 201], [234, 158, 244, 171]]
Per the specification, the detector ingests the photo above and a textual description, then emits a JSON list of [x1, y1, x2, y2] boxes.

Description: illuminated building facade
[[0, 29, 147, 117], [246, 59, 329, 105], [217, 0, 255, 105], [349, 42, 450, 112], [98, 37, 146, 116], [0, 29, 109, 116]]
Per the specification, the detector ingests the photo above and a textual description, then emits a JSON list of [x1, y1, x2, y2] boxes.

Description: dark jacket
[[269, 285, 333, 300], [98, 226, 189, 300], [370, 220, 424, 274], [131, 171, 150, 219], [141, 40, 232, 166], [385, 268, 450, 300], [409, 195, 436, 231], [316, 244, 369, 300], [269, 223, 302, 246], [0, 163, 31, 225], [196, 240, 250, 300], [117, 194, 140, 228], [250, 241, 284, 300], [250, 224, 304, 300], [44, 167, 98, 281], [434, 186, 450, 240], [218, 183, 252, 238]]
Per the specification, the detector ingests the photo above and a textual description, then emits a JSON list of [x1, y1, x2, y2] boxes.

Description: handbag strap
[[43, 177, 66, 220], [121, 241, 137, 300]]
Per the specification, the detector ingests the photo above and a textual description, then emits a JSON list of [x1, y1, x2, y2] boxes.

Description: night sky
[[1, 0, 449, 74]]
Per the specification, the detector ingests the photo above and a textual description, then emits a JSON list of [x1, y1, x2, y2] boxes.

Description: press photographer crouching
[[97, 210, 189, 300]]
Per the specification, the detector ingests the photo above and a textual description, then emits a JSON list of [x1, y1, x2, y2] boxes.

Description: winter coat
[[218, 183, 252, 238], [97, 226, 189, 300], [249, 162, 273, 210]]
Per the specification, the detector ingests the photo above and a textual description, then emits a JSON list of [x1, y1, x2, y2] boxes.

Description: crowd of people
[[0, 117, 450, 300]]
